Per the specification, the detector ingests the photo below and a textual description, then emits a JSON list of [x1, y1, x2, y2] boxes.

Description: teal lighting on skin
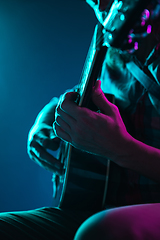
[[103, 0, 123, 28]]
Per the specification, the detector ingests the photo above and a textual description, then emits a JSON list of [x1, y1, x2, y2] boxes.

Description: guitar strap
[[126, 61, 160, 100]]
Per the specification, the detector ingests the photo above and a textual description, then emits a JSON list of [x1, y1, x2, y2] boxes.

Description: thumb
[[92, 80, 113, 115], [64, 91, 80, 104]]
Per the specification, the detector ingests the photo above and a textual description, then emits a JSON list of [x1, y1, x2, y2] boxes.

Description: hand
[[86, 0, 110, 11], [53, 80, 131, 164], [27, 98, 63, 174], [86, 0, 111, 25]]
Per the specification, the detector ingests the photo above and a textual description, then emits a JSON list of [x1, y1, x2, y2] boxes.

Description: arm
[[120, 137, 160, 183], [27, 97, 62, 174], [27, 86, 78, 174]]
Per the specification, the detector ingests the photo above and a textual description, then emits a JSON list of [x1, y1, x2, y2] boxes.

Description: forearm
[[35, 97, 59, 125], [117, 136, 160, 183]]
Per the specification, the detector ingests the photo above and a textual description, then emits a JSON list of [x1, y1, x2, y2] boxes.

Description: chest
[[128, 93, 160, 148]]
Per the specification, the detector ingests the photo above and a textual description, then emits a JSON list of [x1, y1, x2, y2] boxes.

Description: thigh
[[0, 207, 89, 240], [74, 203, 160, 240]]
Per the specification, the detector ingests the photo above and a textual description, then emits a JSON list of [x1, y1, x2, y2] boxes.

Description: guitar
[[52, 0, 157, 212]]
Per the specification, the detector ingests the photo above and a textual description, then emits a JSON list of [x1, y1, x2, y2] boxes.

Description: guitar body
[[54, 144, 109, 211]]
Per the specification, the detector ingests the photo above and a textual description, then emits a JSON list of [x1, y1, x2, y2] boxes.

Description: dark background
[[0, 0, 97, 212]]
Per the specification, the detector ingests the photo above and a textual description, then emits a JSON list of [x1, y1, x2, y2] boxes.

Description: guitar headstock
[[101, 0, 160, 52]]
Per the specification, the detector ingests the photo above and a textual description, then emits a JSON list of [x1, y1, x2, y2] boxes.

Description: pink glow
[[144, 9, 150, 19], [128, 38, 132, 44], [141, 20, 145, 27], [142, 9, 150, 21], [141, 9, 150, 27], [134, 42, 138, 50], [147, 25, 152, 34]]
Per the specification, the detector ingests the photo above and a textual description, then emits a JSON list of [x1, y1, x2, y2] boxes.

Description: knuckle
[[27, 147, 32, 157], [63, 91, 78, 104], [37, 151, 43, 159], [60, 100, 66, 111], [55, 115, 60, 124], [53, 122, 60, 137], [64, 92, 71, 98], [28, 136, 36, 148], [56, 106, 61, 115]]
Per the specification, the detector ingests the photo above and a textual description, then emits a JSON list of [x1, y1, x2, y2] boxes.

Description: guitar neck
[[76, 0, 154, 109], [77, 24, 107, 109]]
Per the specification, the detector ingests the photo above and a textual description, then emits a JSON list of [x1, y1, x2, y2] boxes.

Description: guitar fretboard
[[77, 24, 100, 106]]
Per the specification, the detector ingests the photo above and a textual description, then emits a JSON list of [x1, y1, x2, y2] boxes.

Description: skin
[[53, 80, 130, 161], [27, 97, 63, 174]]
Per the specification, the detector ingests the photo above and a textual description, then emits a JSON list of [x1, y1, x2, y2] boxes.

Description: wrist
[[114, 133, 160, 182], [113, 133, 136, 168]]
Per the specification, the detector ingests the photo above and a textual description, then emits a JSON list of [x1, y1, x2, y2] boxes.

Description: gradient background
[[0, 0, 97, 212]]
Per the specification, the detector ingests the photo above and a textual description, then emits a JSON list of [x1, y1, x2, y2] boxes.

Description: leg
[[74, 203, 160, 240], [0, 207, 89, 240]]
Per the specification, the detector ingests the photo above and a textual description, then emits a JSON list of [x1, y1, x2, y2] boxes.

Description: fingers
[[29, 141, 63, 175], [92, 79, 104, 97], [42, 137, 61, 151], [59, 91, 79, 117], [28, 126, 62, 174], [55, 115, 71, 133], [86, 0, 97, 9], [92, 80, 114, 115], [97, 0, 110, 11], [53, 121, 72, 143], [53, 92, 78, 141], [56, 105, 76, 127], [86, 0, 109, 11], [29, 124, 50, 145], [29, 124, 60, 151]]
